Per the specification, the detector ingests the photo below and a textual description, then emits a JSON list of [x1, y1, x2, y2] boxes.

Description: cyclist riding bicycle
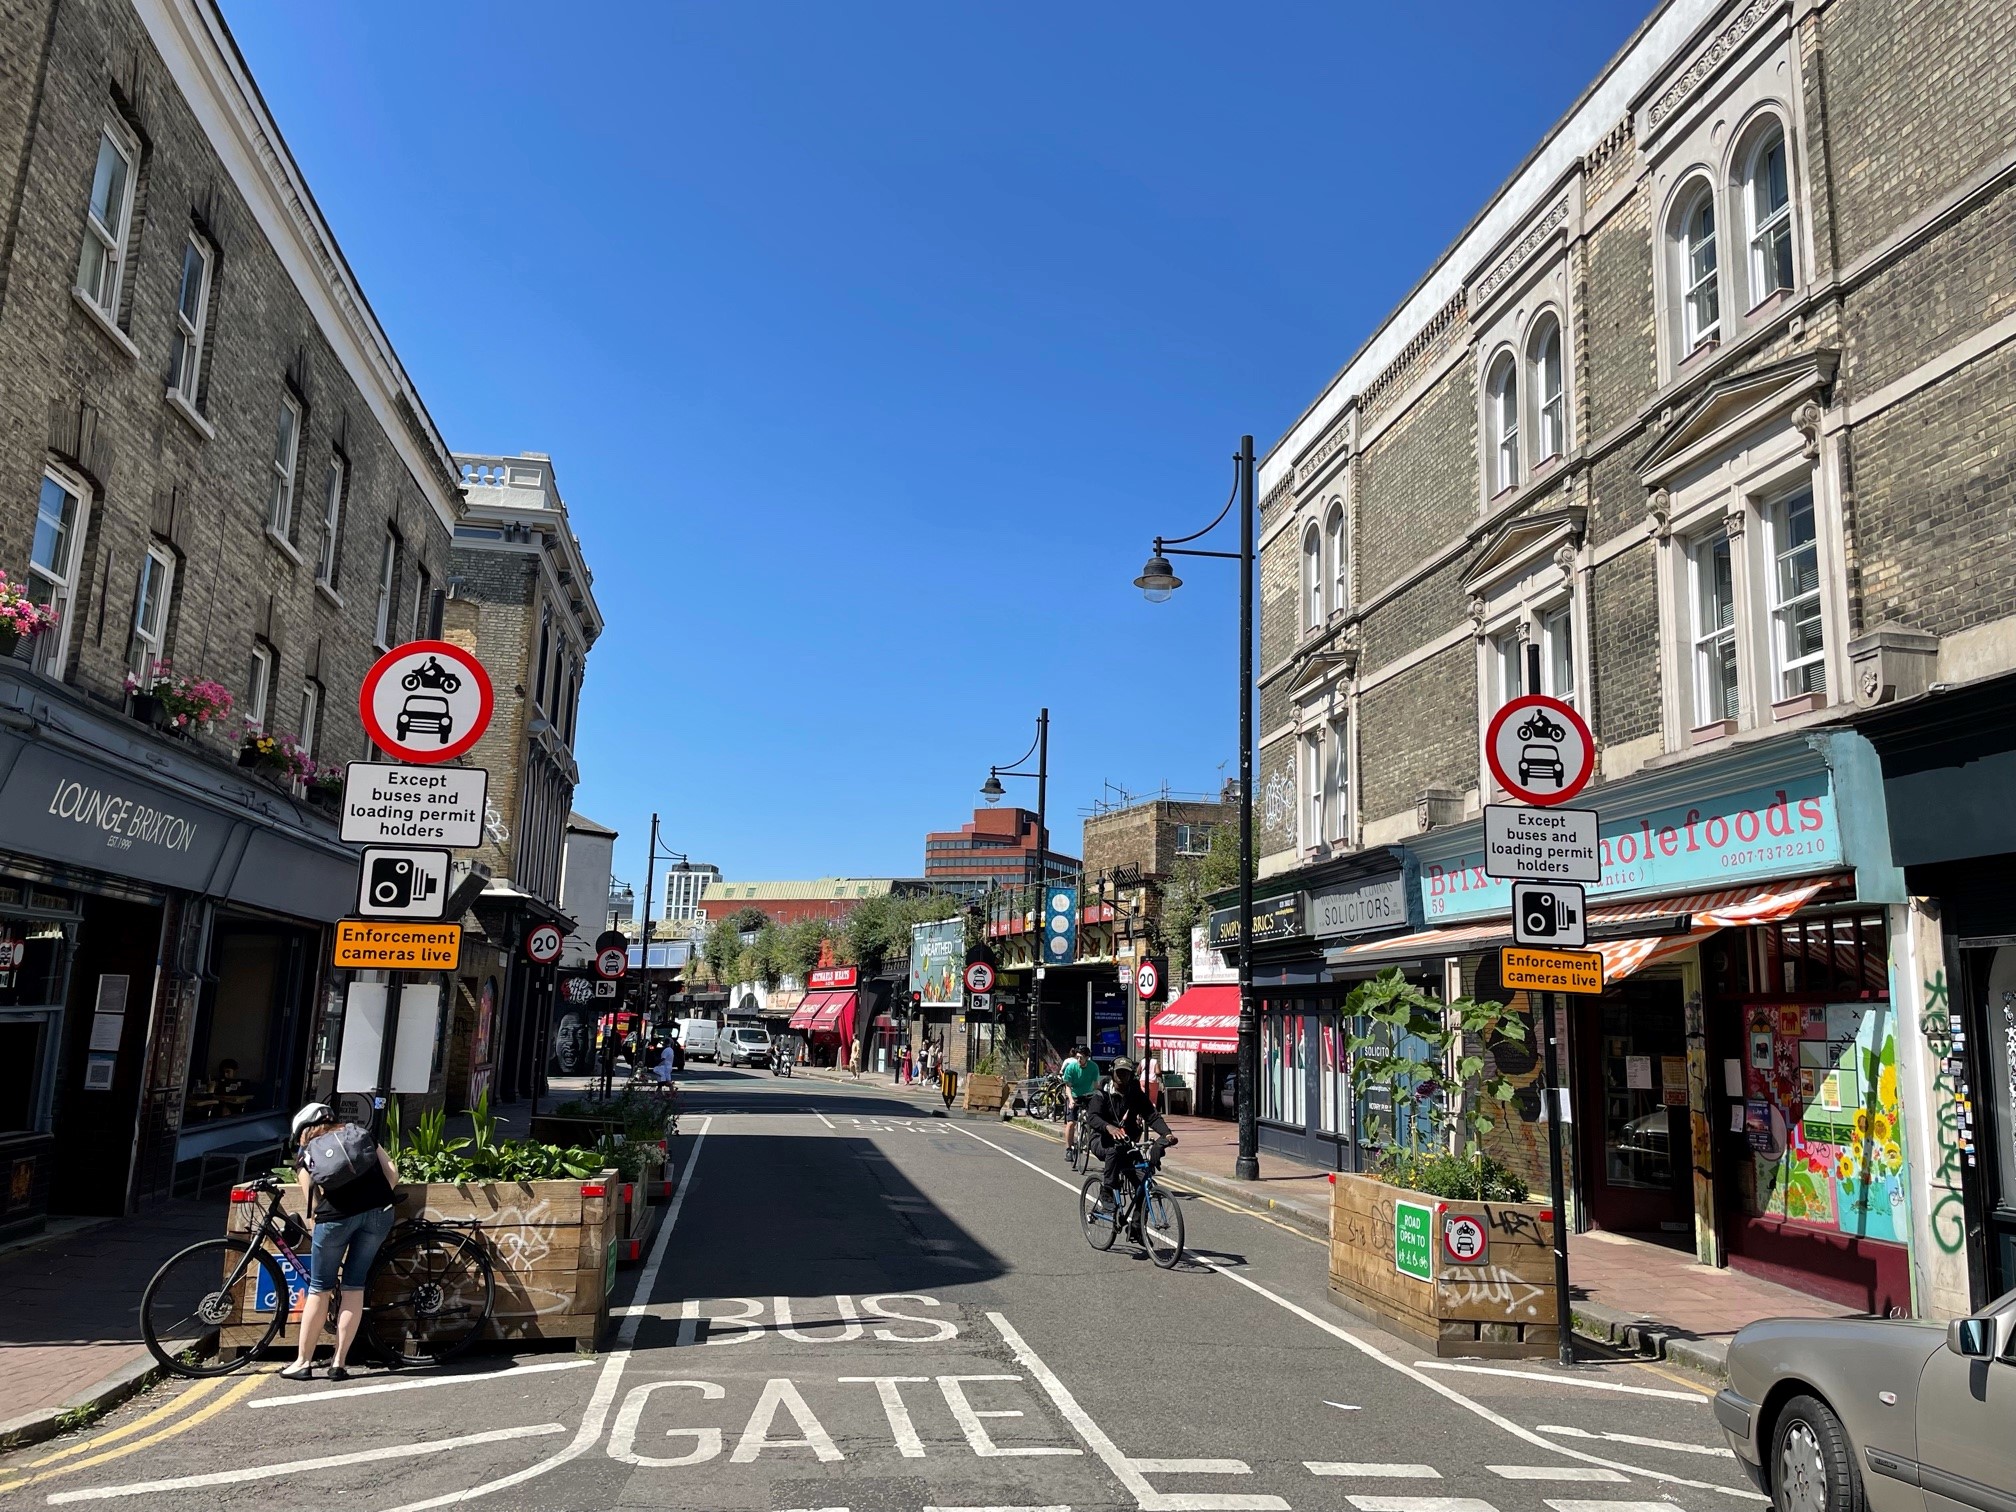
[[1060, 1044, 1099, 1162], [1086, 1058, 1174, 1204]]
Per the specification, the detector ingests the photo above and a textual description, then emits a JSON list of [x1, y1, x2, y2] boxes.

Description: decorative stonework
[[1361, 291, 1469, 420], [1646, 0, 1774, 133], [1467, 594, 1488, 634], [1723, 502, 1748, 539], [1472, 200, 1569, 308], [1646, 488, 1672, 540], [1794, 400, 1823, 461], [1552, 541, 1579, 575], [1295, 420, 1351, 489]]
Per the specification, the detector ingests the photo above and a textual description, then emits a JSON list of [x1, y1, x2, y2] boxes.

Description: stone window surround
[[1466, 526, 1586, 806], [1649, 416, 1844, 750], [1471, 256, 1574, 513], [1292, 671, 1355, 859]]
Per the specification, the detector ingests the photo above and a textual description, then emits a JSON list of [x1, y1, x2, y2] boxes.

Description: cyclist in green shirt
[[1060, 1045, 1101, 1164]]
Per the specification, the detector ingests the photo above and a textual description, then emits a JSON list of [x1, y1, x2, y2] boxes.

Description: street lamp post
[[982, 708, 1048, 1079], [1135, 436, 1260, 1181], [611, 813, 687, 1101]]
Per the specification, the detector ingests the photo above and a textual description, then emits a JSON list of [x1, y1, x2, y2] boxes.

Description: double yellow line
[[0, 1369, 267, 1497]]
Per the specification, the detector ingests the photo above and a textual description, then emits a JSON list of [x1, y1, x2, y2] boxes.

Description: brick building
[[923, 805, 1078, 900], [0, 0, 459, 1230], [696, 878, 926, 929], [1233, 0, 2016, 1316], [442, 451, 602, 1108]]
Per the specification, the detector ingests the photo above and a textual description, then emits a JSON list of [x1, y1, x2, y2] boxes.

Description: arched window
[[1530, 316, 1564, 462], [1302, 524, 1323, 633], [1746, 125, 1794, 299], [1324, 500, 1347, 617], [1677, 182, 1721, 350], [1487, 351, 1519, 495]]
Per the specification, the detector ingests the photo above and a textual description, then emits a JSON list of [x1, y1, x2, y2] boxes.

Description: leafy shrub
[[1378, 1146, 1530, 1203]]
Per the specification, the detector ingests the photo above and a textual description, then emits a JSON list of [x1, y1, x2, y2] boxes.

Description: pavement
[[0, 1064, 1773, 1511]]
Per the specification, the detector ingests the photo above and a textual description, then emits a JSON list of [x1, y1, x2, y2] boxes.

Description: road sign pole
[[1523, 639, 1574, 1366], [371, 969, 404, 1142]]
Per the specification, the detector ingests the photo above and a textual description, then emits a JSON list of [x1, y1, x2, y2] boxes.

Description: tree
[[1155, 825, 1242, 985], [840, 891, 961, 972]]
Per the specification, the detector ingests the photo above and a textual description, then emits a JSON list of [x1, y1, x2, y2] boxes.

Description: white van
[[722, 1026, 772, 1067], [676, 1018, 719, 1062]]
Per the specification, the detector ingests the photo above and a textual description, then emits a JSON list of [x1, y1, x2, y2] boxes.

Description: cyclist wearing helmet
[[284, 1102, 399, 1382], [1060, 1045, 1100, 1163], [1085, 1058, 1175, 1204]]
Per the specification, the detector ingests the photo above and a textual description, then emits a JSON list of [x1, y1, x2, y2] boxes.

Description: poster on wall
[[467, 978, 496, 1110], [909, 920, 963, 1010]]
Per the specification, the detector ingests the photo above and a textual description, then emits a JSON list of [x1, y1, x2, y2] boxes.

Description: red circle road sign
[[963, 961, 995, 994], [1484, 694, 1595, 806], [594, 946, 627, 980], [359, 640, 494, 765], [1134, 959, 1162, 1001], [524, 923, 563, 965], [1443, 1213, 1488, 1264]]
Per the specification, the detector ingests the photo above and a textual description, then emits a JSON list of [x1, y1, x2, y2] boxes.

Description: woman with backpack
[[284, 1102, 400, 1381]]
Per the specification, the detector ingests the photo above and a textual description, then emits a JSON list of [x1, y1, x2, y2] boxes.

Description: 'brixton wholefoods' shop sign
[[1425, 772, 1842, 923]]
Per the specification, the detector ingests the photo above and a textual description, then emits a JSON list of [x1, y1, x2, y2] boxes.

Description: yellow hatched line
[[0, 1370, 266, 1495]]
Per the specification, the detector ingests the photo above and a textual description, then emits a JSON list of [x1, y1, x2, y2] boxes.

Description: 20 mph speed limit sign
[[524, 923, 563, 965]]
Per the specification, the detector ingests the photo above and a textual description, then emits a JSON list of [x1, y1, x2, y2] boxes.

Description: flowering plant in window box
[[0, 569, 58, 654], [304, 761, 344, 810], [123, 661, 234, 733], [236, 724, 315, 782]]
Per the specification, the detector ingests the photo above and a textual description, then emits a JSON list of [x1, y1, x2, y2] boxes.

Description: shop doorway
[[50, 897, 164, 1216], [1574, 977, 1692, 1241]]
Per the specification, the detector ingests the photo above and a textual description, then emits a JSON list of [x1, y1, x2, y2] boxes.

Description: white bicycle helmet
[[290, 1101, 337, 1141]]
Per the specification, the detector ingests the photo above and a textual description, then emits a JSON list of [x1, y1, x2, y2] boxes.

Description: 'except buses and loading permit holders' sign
[[333, 920, 463, 970], [1500, 945, 1605, 995], [340, 762, 487, 847]]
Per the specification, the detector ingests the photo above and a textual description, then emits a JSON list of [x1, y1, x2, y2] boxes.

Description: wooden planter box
[[963, 1074, 1006, 1112], [638, 1143, 671, 1202], [1329, 1170, 1559, 1358], [220, 1170, 620, 1355]]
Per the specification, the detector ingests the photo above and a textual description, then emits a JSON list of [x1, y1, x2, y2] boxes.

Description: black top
[[301, 1152, 395, 1220], [1086, 1081, 1168, 1142]]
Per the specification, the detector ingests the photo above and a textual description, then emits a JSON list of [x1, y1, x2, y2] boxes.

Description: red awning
[[1136, 985, 1241, 1053], [809, 991, 856, 1040], [789, 992, 831, 1030]]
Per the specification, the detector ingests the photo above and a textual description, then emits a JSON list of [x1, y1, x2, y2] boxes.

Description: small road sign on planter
[[594, 946, 627, 980], [1512, 881, 1587, 948], [963, 961, 995, 995], [355, 847, 451, 920], [358, 640, 494, 765], [1393, 1197, 1438, 1281], [1484, 694, 1595, 806], [525, 923, 563, 965], [1501, 945, 1605, 995], [1443, 1213, 1489, 1265], [333, 920, 462, 970], [340, 762, 488, 848]]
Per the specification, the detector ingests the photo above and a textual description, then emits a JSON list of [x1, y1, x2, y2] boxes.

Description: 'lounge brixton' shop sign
[[0, 742, 231, 889], [1422, 769, 1842, 923]]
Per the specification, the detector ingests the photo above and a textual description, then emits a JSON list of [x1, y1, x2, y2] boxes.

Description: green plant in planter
[[1344, 968, 1530, 1202]]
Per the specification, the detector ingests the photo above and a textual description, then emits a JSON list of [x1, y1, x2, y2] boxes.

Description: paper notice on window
[[1723, 1058, 1744, 1097], [1625, 1055, 1653, 1090], [1662, 1056, 1689, 1106], [88, 1013, 124, 1052]]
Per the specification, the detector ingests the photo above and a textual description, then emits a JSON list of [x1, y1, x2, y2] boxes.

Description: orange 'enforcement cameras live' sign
[[333, 919, 463, 970], [1500, 945, 1604, 995]]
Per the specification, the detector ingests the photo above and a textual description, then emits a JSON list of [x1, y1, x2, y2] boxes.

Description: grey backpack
[[301, 1123, 378, 1193]]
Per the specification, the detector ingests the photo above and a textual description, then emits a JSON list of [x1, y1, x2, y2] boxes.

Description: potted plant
[[0, 569, 58, 657], [236, 723, 313, 783], [304, 762, 344, 812], [125, 662, 234, 736]]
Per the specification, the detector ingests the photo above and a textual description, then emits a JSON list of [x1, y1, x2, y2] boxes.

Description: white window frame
[[1540, 603, 1574, 707], [75, 126, 136, 318], [247, 642, 274, 730], [27, 468, 90, 677], [373, 530, 397, 649], [169, 236, 212, 404], [1745, 125, 1795, 304], [1327, 713, 1350, 845], [1301, 524, 1323, 635], [1688, 528, 1739, 728], [298, 679, 321, 759], [1678, 183, 1721, 351], [1763, 483, 1825, 700], [267, 396, 302, 539], [1324, 500, 1347, 619], [1487, 350, 1519, 495], [1301, 728, 1325, 852], [316, 455, 345, 587], [1175, 823, 1213, 856], [411, 563, 431, 641], [1531, 317, 1565, 463], [128, 544, 175, 681], [1490, 626, 1524, 708]]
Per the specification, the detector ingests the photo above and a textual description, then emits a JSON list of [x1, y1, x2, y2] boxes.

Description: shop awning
[[788, 992, 831, 1030], [870, 1014, 896, 1030], [1327, 875, 1841, 983], [1135, 985, 1241, 1053], [810, 991, 857, 1040]]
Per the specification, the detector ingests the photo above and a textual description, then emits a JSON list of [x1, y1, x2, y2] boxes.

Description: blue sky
[[224, 1, 1646, 890]]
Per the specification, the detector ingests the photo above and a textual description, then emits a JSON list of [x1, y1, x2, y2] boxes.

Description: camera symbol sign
[[355, 847, 451, 920], [524, 924, 563, 965], [1512, 880, 1587, 948]]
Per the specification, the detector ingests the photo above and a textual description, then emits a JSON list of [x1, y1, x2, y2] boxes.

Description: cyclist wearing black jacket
[[1086, 1058, 1174, 1202]]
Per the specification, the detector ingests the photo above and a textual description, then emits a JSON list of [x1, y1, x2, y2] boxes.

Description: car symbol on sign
[[396, 693, 454, 746], [1517, 742, 1565, 786]]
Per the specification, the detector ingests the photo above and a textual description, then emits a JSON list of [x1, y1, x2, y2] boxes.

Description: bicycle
[[1030, 1074, 1070, 1122], [1078, 1136, 1185, 1268], [139, 1177, 495, 1375], [1065, 1103, 1090, 1173]]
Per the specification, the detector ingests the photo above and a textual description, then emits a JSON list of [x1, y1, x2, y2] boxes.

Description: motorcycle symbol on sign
[[400, 655, 464, 693]]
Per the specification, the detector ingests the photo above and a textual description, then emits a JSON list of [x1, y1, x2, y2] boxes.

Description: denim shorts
[[309, 1205, 394, 1293]]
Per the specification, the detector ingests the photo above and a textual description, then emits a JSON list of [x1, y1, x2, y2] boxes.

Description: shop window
[[0, 916, 73, 1135], [1262, 1013, 1306, 1128], [186, 921, 310, 1123], [1318, 1019, 1345, 1136]]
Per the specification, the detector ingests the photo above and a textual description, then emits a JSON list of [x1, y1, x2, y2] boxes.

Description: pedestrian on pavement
[[284, 1102, 399, 1382], [848, 1039, 862, 1079]]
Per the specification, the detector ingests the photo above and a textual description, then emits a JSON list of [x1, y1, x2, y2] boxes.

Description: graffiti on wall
[[1918, 970, 1976, 1255]]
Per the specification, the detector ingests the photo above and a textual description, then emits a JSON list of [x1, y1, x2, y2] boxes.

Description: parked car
[[1715, 1283, 2016, 1512], [721, 1026, 773, 1067], [675, 1017, 719, 1063]]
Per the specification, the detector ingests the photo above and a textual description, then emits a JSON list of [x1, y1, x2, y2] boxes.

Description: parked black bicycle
[[139, 1176, 495, 1375], [1078, 1135, 1184, 1267]]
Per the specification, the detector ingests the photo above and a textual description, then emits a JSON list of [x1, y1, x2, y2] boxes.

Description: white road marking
[[1538, 1424, 1736, 1458], [1546, 1502, 1694, 1512], [246, 1357, 596, 1406], [45, 1424, 567, 1502], [1489, 1466, 1630, 1481], [1410, 1362, 1702, 1401], [811, 1107, 837, 1129], [1307, 1464, 1442, 1478], [379, 1115, 713, 1512], [1345, 1499, 1499, 1512], [923, 1506, 1073, 1511], [1130, 1459, 1250, 1474], [1325, 1401, 1362, 1411], [957, 1124, 1765, 1504], [939, 1374, 1080, 1458], [988, 1311, 1289, 1512], [838, 1376, 930, 1457]]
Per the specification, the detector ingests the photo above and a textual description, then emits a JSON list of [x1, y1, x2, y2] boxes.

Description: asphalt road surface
[[0, 1068, 1767, 1512]]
